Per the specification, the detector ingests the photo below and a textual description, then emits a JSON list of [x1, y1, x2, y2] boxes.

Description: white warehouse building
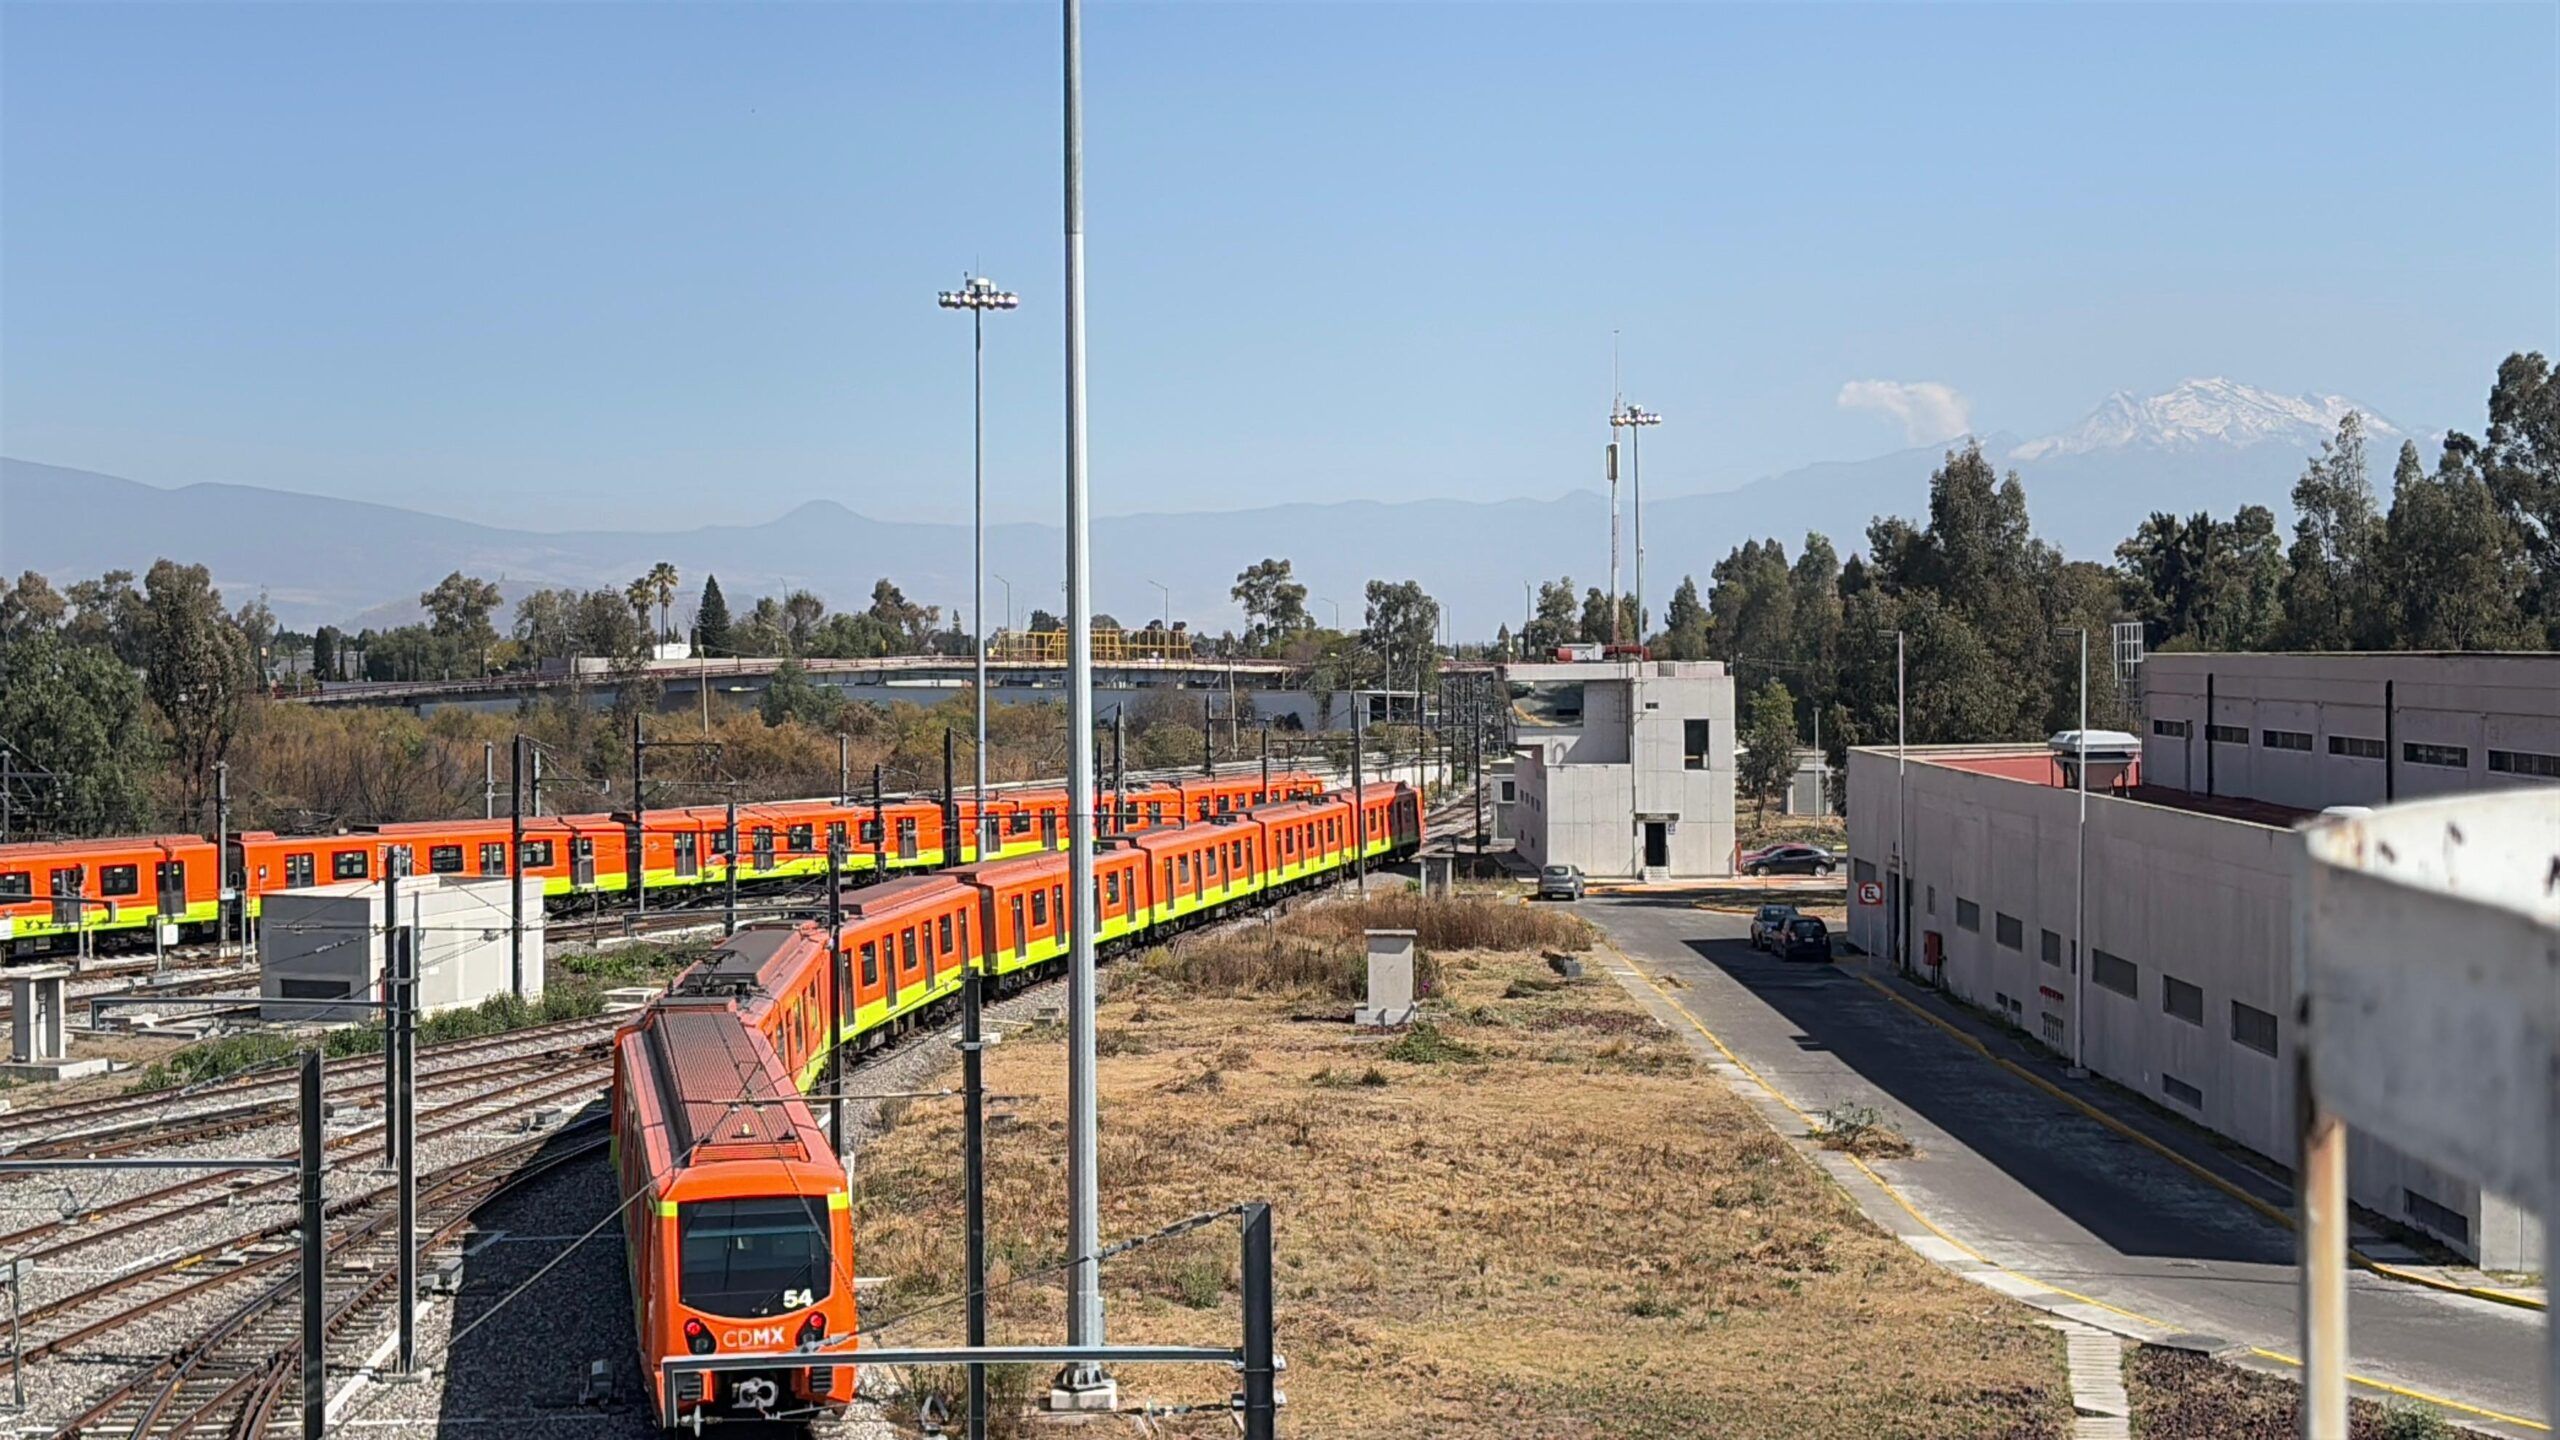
[[1508, 659, 1736, 880], [1841, 651, 2557, 1270]]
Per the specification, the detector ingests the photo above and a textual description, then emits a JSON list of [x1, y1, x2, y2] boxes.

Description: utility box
[[1355, 929, 1418, 1028], [261, 877, 545, 1025]]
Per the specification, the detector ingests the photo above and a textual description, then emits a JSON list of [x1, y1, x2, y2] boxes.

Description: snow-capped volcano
[[2009, 378, 2401, 461]]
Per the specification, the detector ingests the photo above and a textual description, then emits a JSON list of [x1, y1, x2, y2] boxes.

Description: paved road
[[1583, 893, 2549, 1438]]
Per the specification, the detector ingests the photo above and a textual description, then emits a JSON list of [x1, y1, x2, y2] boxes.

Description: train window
[[479, 843, 508, 874], [519, 839, 554, 868], [1147, 802, 1163, 824], [285, 853, 316, 888], [0, 871, 28, 899], [861, 941, 878, 986], [1105, 873, 1121, 906], [938, 914, 952, 954], [901, 928, 917, 972], [1052, 885, 1064, 928], [1009, 812, 1031, 835], [678, 1197, 833, 1320], [1176, 855, 1189, 886], [1217, 795, 1231, 814], [333, 851, 369, 881], [99, 864, 139, 897], [1031, 889, 1048, 927], [859, 818, 881, 844], [428, 846, 464, 875], [788, 824, 814, 853]]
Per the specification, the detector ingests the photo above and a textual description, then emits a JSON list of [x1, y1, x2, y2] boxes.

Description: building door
[[1643, 823, 1669, 870]]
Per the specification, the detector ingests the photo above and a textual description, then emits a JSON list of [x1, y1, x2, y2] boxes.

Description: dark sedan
[[1779, 916, 1832, 963], [1741, 843, 1838, 877]]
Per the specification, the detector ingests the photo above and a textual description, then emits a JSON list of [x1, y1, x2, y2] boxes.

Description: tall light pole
[[940, 274, 1020, 860], [994, 573, 1015, 635], [1319, 596, 1343, 632], [1621, 405, 1660, 640], [2056, 626, 2089, 1076], [1148, 579, 1172, 650], [1058, 0, 1110, 1405]]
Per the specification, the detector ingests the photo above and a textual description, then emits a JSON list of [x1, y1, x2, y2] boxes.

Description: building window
[[1926, 885, 1937, 916], [2150, 718, 2189, 738], [2329, 735, 2385, 760], [2162, 975, 2204, 1026], [100, 864, 140, 897], [2091, 949, 2137, 998], [1955, 899, 1981, 933], [2260, 729, 2312, 752], [2489, 748, 2560, 779], [2230, 1000, 2279, 1056], [1682, 720, 1713, 770], [1853, 859, 1876, 886], [1498, 780, 1516, 803], [2403, 742, 2469, 769], [2161, 1074, 2204, 1110], [2405, 1190, 2470, 1246], [1995, 912, 2023, 949], [2040, 929, 2061, 966], [428, 845, 465, 874], [2206, 724, 2247, 745]]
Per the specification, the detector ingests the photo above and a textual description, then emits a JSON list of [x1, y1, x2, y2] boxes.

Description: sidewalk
[[1845, 949, 2546, 1313]]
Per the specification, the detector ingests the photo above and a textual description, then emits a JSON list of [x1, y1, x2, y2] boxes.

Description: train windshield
[[678, 1197, 833, 1320]]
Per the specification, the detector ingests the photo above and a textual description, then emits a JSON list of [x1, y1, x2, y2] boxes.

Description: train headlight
[[683, 1317, 716, 1355], [797, 1311, 827, 1348]]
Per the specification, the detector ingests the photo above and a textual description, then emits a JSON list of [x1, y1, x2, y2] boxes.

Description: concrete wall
[[2141, 652, 2560, 809], [1513, 661, 1735, 878], [1844, 746, 2538, 1269]]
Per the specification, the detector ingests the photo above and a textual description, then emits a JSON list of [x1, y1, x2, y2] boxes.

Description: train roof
[[0, 834, 211, 859], [840, 874, 969, 919], [639, 1004, 816, 1164], [668, 923, 821, 1001]]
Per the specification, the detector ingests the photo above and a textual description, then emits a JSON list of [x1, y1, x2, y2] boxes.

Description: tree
[[1578, 587, 1634, 644], [577, 588, 651, 668], [739, 597, 788, 656], [2275, 412, 2381, 649], [1361, 579, 1441, 697], [865, 579, 937, 650], [646, 562, 681, 643], [695, 575, 732, 655], [782, 590, 828, 654], [1231, 558, 1310, 652], [1524, 578, 1579, 653], [759, 658, 843, 729], [63, 569, 147, 665], [1654, 576, 1712, 660], [311, 625, 339, 681], [0, 632, 162, 833], [140, 559, 251, 820], [2481, 351, 2559, 642], [1739, 677, 1799, 827], [0, 571, 66, 642], [2375, 436, 2532, 650], [1707, 539, 1796, 682], [1027, 608, 1064, 634]]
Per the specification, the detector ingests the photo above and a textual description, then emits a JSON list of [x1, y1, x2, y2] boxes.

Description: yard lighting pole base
[[2064, 1067, 2089, 1080], [1045, 1368, 1119, 1412]]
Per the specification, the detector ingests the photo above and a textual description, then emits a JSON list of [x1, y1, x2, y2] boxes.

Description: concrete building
[[2140, 651, 2560, 809], [1508, 659, 1736, 880], [1841, 647, 2559, 1268], [261, 875, 544, 1024]]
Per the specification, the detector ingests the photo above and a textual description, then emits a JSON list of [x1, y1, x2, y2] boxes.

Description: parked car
[[1537, 864, 1585, 901], [1741, 843, 1837, 877], [1749, 903, 1799, 951], [1780, 916, 1832, 962]]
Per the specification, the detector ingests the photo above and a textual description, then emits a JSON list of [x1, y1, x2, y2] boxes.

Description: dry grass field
[[849, 890, 2070, 1439]]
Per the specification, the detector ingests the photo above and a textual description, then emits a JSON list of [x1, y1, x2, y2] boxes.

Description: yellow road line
[[1609, 948, 2549, 1436], [1850, 968, 2548, 1316]]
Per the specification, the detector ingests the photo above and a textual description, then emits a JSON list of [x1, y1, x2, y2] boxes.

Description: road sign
[[1855, 881, 1883, 906]]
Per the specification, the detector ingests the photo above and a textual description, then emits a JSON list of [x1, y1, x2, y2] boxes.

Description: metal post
[[962, 964, 989, 1440], [1352, 722, 1366, 895], [1473, 675, 1485, 860], [509, 735, 525, 999], [1110, 711, 1124, 837], [1895, 631, 1908, 977], [2071, 628, 2089, 1075], [827, 841, 846, 1159], [630, 714, 646, 919], [1060, 0, 1110, 1390], [872, 764, 886, 876], [0, 1256, 17, 1411], [1202, 694, 1214, 777], [839, 733, 850, 805], [944, 728, 960, 868], [483, 740, 494, 820], [380, 856, 402, 1167], [1630, 416, 1643, 640], [2298, 1070, 2348, 1440], [300, 1048, 324, 1440], [973, 300, 992, 865], [214, 760, 230, 955], [1259, 720, 1270, 804], [394, 898, 416, 1374], [1240, 1202, 1275, 1440], [724, 794, 739, 933]]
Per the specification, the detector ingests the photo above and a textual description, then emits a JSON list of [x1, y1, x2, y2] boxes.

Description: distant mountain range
[[0, 379, 2417, 638]]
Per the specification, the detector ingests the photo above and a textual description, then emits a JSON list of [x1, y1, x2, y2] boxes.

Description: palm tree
[[625, 577, 656, 643], [647, 562, 680, 644]]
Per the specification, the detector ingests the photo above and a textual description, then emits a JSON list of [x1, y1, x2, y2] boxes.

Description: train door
[[571, 838, 596, 887], [50, 867, 83, 927], [1041, 812, 1058, 850], [897, 818, 919, 861], [1011, 895, 1027, 960], [285, 853, 316, 888], [754, 828, 776, 871], [674, 833, 699, 880], [155, 859, 186, 917]]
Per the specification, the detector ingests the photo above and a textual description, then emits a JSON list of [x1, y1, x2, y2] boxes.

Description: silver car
[[1537, 864, 1585, 901]]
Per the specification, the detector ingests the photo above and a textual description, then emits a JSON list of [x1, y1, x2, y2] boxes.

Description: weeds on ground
[[1810, 1102, 1915, 1158], [554, 940, 711, 985], [1381, 1020, 1479, 1065], [883, 1363, 1039, 1439], [127, 982, 610, 1092]]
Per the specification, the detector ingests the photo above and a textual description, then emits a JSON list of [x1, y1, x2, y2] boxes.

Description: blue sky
[[3, 1, 2552, 532]]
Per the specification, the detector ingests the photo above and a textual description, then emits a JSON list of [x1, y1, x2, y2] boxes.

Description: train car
[[949, 843, 1150, 988], [0, 834, 220, 951], [612, 993, 857, 1429], [833, 877, 979, 1061], [1131, 818, 1261, 932]]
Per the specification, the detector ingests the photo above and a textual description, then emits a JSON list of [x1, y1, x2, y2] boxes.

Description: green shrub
[[1382, 1021, 1479, 1065]]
